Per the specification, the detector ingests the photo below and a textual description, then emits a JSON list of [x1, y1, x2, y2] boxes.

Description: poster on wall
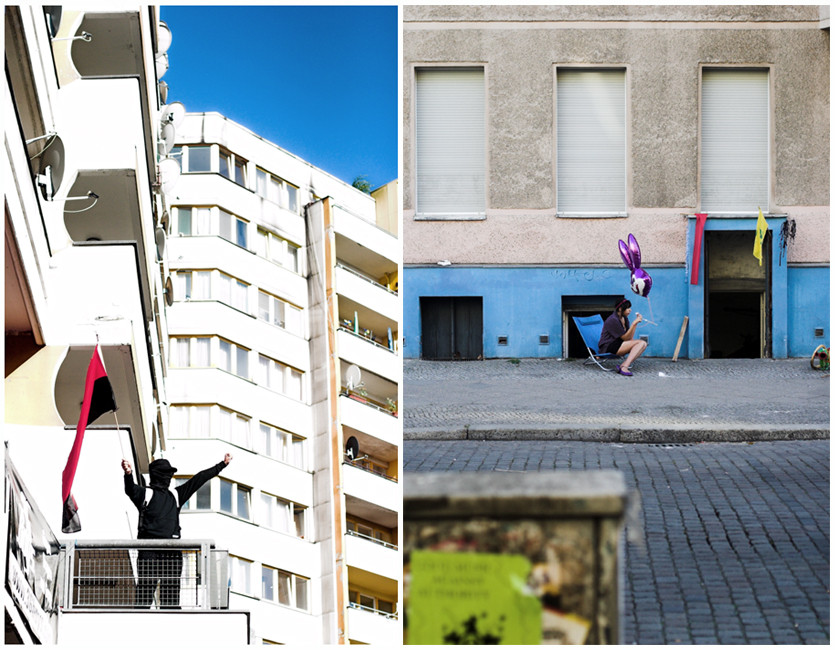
[[6, 453, 61, 644]]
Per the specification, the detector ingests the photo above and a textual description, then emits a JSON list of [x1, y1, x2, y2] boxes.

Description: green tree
[[352, 175, 372, 194]]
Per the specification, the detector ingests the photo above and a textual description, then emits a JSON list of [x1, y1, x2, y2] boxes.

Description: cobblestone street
[[405, 439, 830, 644]]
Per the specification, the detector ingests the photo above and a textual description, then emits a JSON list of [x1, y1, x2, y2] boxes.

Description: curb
[[404, 424, 830, 443]]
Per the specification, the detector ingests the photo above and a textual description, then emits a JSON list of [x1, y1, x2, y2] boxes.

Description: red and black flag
[[62, 345, 117, 533]]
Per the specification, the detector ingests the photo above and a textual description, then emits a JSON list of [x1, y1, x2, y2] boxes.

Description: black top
[[124, 461, 226, 539], [598, 311, 629, 353]]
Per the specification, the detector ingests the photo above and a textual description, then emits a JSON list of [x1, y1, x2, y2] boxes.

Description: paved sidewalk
[[405, 439, 831, 645], [404, 358, 830, 441]]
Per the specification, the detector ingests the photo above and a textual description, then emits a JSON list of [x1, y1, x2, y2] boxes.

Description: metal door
[[420, 297, 483, 360]]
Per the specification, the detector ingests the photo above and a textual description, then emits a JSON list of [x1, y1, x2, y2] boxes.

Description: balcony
[[337, 329, 399, 383], [59, 540, 248, 645], [333, 204, 400, 266], [4, 452, 248, 646], [339, 394, 400, 446], [345, 530, 400, 582], [335, 264, 399, 323], [346, 600, 400, 644], [342, 462, 400, 515]]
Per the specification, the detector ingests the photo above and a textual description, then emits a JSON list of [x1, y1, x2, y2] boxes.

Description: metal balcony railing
[[337, 326, 397, 353], [62, 540, 228, 611], [336, 262, 398, 295], [346, 528, 398, 551], [348, 601, 399, 620], [340, 390, 398, 417]]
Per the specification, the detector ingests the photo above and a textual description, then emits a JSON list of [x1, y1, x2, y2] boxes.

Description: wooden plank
[[672, 316, 689, 362]]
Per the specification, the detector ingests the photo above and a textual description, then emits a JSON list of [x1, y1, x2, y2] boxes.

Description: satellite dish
[[164, 275, 174, 307], [158, 80, 169, 104], [159, 210, 170, 233], [158, 122, 175, 155], [44, 6, 62, 37], [33, 134, 65, 201], [157, 21, 172, 54], [157, 156, 180, 195], [345, 364, 362, 391], [161, 101, 186, 128], [345, 436, 359, 461], [155, 226, 166, 259], [156, 52, 169, 79]]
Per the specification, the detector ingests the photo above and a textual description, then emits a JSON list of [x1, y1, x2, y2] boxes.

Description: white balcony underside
[[58, 610, 249, 645], [335, 267, 399, 323], [342, 463, 400, 514], [347, 606, 401, 645], [337, 329, 400, 384], [345, 534, 400, 582], [339, 395, 400, 447]]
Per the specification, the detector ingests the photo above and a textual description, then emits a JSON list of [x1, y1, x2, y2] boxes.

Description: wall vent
[[498, 336, 508, 345], [815, 327, 824, 337], [539, 335, 550, 345]]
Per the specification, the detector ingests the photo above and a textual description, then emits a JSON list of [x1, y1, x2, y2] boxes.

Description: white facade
[[163, 112, 401, 644]]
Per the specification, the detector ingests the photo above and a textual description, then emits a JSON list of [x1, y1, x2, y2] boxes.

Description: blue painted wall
[[787, 266, 831, 357], [404, 265, 690, 359], [404, 263, 829, 360]]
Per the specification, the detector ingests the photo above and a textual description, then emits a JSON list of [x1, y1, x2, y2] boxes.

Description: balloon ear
[[627, 234, 642, 269], [618, 239, 634, 270]]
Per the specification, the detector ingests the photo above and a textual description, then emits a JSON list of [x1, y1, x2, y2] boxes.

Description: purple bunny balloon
[[618, 233, 653, 297]]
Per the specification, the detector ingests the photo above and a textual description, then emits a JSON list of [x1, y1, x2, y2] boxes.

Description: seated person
[[598, 298, 647, 376]]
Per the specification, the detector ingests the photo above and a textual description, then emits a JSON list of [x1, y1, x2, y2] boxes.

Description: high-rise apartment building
[[164, 112, 401, 644], [4, 6, 400, 645]]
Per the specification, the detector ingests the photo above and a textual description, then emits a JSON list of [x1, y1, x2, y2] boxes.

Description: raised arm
[[175, 454, 232, 504]]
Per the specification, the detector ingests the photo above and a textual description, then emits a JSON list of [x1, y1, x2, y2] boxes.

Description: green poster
[[408, 550, 542, 644]]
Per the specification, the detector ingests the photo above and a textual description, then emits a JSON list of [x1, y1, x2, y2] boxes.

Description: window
[[186, 145, 212, 172], [260, 492, 306, 538], [171, 337, 211, 368], [219, 209, 248, 248], [170, 404, 257, 452], [262, 567, 309, 611], [175, 477, 211, 511], [174, 270, 210, 300], [229, 556, 252, 596], [219, 148, 247, 187], [256, 168, 300, 214], [220, 479, 251, 520], [415, 68, 485, 219], [557, 68, 626, 215], [258, 423, 306, 468], [218, 406, 250, 449], [258, 355, 303, 400], [256, 228, 301, 273], [174, 269, 246, 310], [169, 404, 211, 439], [170, 336, 249, 379], [175, 206, 211, 236], [701, 68, 769, 212], [218, 272, 249, 312], [258, 290, 302, 335]]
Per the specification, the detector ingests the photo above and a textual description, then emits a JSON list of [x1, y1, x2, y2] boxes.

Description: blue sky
[[160, 5, 398, 190]]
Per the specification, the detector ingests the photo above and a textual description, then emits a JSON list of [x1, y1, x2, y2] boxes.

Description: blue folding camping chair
[[572, 314, 622, 372]]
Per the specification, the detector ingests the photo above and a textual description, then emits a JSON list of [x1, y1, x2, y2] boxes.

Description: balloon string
[[644, 295, 657, 326]]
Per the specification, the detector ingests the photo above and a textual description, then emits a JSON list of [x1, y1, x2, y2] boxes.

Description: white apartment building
[[162, 112, 401, 644], [4, 6, 400, 646], [4, 5, 248, 644]]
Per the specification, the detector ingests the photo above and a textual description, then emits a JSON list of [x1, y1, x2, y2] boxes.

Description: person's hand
[[223, 453, 232, 465], [121, 459, 132, 475], [635, 313, 643, 324]]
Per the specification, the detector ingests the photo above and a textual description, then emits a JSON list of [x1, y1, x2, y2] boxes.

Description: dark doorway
[[705, 230, 771, 358], [563, 296, 621, 358], [420, 297, 483, 360]]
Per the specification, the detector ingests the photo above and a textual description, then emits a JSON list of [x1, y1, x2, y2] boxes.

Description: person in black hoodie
[[122, 454, 231, 608]]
